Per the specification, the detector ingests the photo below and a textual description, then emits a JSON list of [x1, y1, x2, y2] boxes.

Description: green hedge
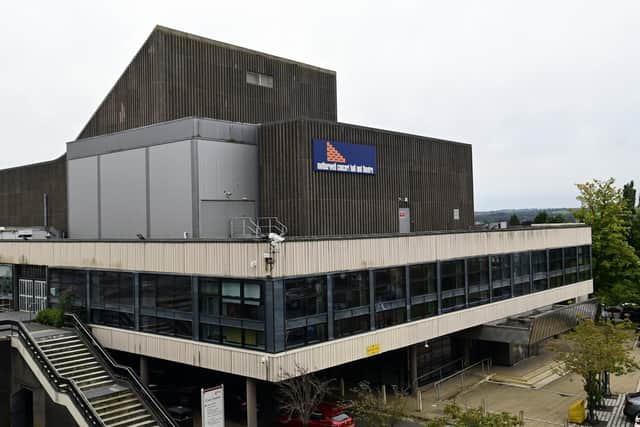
[[34, 308, 64, 328]]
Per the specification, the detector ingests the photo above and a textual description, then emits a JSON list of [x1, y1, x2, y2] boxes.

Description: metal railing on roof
[[230, 216, 288, 239]]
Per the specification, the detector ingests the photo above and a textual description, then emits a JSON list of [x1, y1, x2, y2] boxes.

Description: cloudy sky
[[1, 1, 639, 211]]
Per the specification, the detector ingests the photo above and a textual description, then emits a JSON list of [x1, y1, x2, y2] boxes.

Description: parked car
[[278, 403, 355, 427], [624, 392, 640, 419]]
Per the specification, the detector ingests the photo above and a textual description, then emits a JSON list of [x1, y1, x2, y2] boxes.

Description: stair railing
[[0, 320, 103, 425], [64, 313, 179, 427]]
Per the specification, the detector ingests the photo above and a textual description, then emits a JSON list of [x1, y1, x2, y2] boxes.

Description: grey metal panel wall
[[199, 201, 256, 238], [0, 155, 67, 233], [259, 119, 474, 236], [67, 157, 99, 238], [100, 149, 147, 238], [78, 26, 337, 139], [148, 141, 192, 238], [197, 140, 258, 201]]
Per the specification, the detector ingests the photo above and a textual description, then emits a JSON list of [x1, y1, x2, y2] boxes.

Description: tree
[[622, 180, 637, 231], [552, 319, 637, 423], [574, 178, 640, 304], [345, 381, 407, 427], [277, 367, 333, 427], [533, 210, 549, 224], [508, 214, 520, 226], [425, 403, 523, 427], [548, 213, 566, 223]]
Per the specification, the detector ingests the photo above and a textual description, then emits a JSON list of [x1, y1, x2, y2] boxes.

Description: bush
[[34, 308, 64, 327]]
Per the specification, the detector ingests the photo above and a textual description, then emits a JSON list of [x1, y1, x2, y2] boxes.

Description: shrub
[[34, 308, 64, 327]]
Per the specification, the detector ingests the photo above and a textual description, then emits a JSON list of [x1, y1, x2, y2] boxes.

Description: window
[[468, 257, 489, 306], [333, 271, 369, 310], [48, 269, 86, 313], [441, 260, 465, 311], [90, 271, 134, 308], [199, 278, 263, 320], [564, 247, 578, 284], [141, 274, 191, 312], [410, 263, 437, 297], [441, 260, 465, 292], [374, 267, 405, 303], [411, 301, 437, 320], [375, 307, 406, 329], [285, 277, 327, 319], [141, 316, 192, 339], [201, 322, 265, 350], [491, 255, 512, 301], [246, 71, 273, 88], [578, 245, 592, 281], [532, 250, 548, 292], [335, 315, 369, 338], [0, 265, 12, 311], [139, 274, 193, 339], [91, 310, 134, 329], [285, 324, 327, 349], [513, 252, 531, 296], [549, 249, 563, 288]]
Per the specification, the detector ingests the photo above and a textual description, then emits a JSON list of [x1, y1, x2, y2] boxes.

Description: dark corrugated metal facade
[[78, 26, 337, 139], [259, 119, 474, 236], [0, 155, 67, 233]]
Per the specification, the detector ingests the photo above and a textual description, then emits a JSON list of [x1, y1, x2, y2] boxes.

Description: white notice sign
[[201, 385, 224, 427]]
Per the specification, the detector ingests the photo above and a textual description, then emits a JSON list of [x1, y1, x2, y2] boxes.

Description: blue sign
[[312, 139, 376, 175]]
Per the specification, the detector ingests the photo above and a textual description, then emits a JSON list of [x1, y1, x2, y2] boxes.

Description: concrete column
[[246, 378, 258, 427], [33, 388, 46, 427], [409, 344, 418, 395], [139, 356, 150, 386]]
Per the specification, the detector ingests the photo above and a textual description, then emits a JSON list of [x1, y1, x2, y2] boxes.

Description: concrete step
[[108, 413, 154, 427]]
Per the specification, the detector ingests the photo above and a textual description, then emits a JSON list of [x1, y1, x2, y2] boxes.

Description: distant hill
[[474, 208, 577, 225]]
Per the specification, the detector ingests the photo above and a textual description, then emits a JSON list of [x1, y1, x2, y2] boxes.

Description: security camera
[[424, 341, 430, 349], [260, 356, 268, 365], [268, 233, 285, 244]]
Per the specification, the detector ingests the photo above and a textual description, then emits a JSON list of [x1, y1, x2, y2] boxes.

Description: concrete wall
[[67, 118, 259, 239], [0, 226, 591, 279]]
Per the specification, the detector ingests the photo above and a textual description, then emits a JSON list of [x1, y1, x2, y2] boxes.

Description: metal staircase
[[0, 315, 178, 427]]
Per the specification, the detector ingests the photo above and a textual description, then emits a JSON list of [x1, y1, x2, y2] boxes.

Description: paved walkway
[[404, 336, 640, 426]]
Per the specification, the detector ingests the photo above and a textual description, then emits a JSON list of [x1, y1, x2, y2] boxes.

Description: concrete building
[[0, 26, 593, 427]]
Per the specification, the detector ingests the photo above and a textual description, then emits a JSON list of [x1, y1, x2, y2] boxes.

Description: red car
[[278, 403, 355, 427]]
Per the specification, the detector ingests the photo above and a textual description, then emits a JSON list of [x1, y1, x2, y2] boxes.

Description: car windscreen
[[331, 413, 350, 422]]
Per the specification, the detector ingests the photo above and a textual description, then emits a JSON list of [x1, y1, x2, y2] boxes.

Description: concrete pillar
[[139, 356, 150, 386], [246, 378, 258, 427], [409, 345, 418, 395], [33, 388, 46, 427]]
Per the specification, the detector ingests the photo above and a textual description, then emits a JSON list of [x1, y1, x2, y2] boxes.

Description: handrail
[[417, 357, 464, 386], [64, 313, 179, 427], [0, 320, 103, 425], [433, 358, 492, 400]]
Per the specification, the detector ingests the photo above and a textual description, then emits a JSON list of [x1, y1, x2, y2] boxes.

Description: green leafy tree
[[574, 178, 640, 304], [551, 319, 637, 423], [623, 181, 637, 228], [425, 403, 523, 427], [344, 381, 407, 427], [508, 214, 520, 226], [548, 213, 566, 223], [533, 210, 549, 224]]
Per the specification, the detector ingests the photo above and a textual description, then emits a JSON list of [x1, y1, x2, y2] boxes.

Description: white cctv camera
[[268, 233, 285, 244]]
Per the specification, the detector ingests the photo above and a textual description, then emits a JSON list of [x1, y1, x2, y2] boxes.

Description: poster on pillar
[[202, 385, 224, 427]]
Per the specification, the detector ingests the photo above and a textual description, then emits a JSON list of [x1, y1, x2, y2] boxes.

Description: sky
[[1, 1, 639, 211]]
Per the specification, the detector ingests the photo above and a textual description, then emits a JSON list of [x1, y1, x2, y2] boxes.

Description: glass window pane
[[222, 282, 241, 297], [374, 267, 405, 303], [244, 283, 261, 299], [333, 271, 369, 310]]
